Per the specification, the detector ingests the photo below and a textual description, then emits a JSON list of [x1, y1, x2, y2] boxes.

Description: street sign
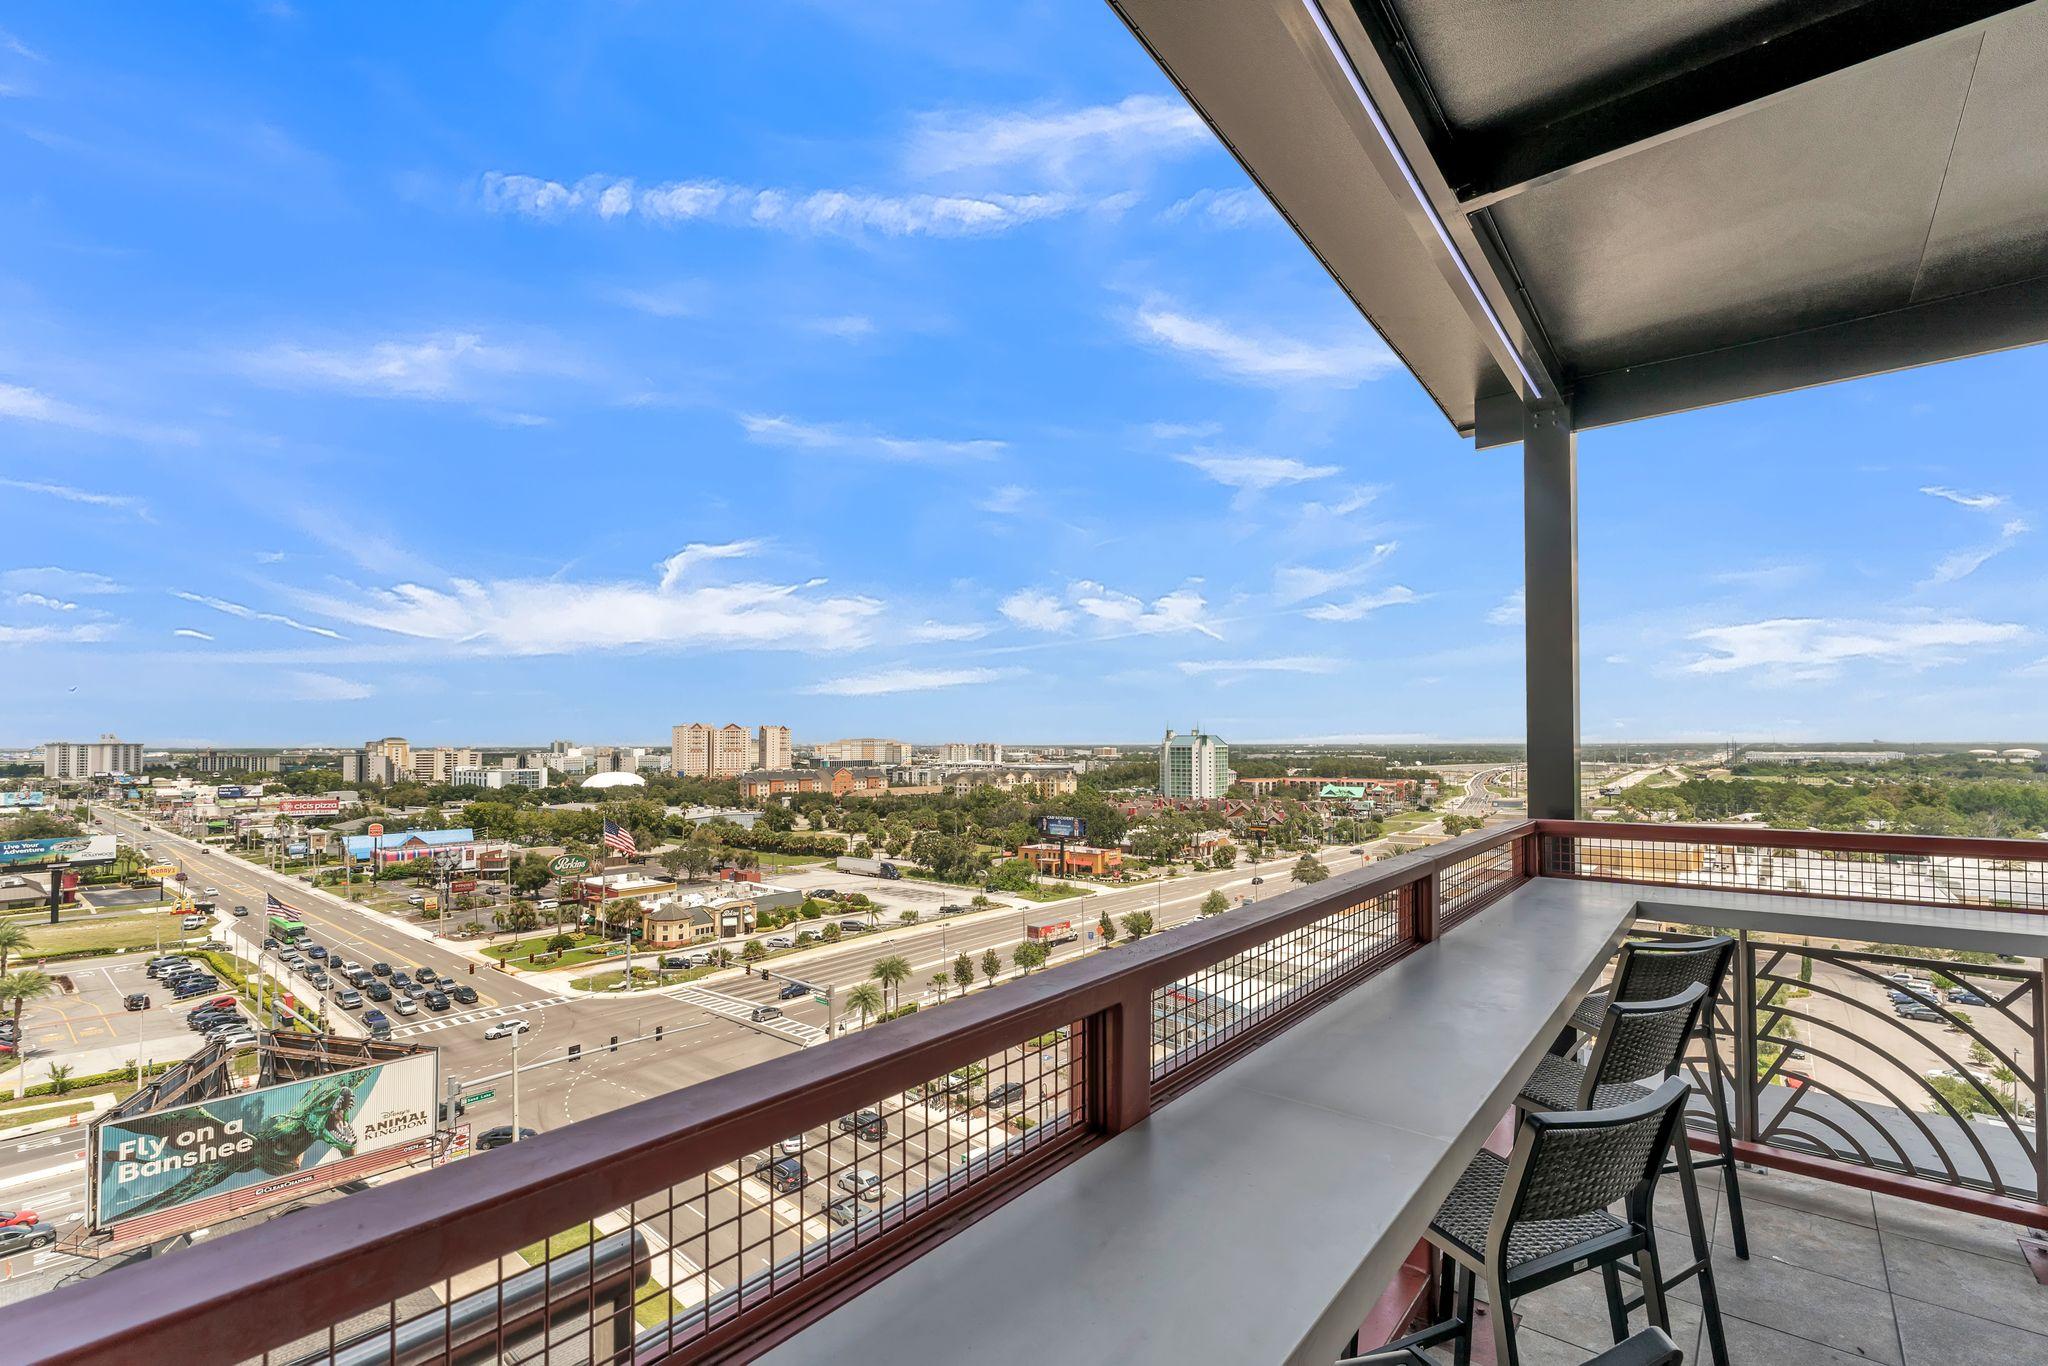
[[549, 854, 589, 875], [812, 995, 830, 1006], [462, 1089, 495, 1104]]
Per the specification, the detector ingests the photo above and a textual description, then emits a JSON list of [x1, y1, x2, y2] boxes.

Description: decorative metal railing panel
[[1540, 825, 2048, 912], [1439, 841, 1519, 930], [1150, 890, 1404, 1082]]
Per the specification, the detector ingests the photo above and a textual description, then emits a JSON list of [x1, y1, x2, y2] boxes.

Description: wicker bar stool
[[1341, 1325, 1681, 1366], [1383, 1078, 1693, 1366], [1561, 934, 1747, 1260], [1521, 986, 1727, 1366]]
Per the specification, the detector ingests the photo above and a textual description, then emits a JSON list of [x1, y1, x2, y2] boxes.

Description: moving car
[[335, 988, 364, 1009], [984, 1082, 1027, 1109], [476, 1125, 537, 1151], [391, 996, 418, 1016], [778, 981, 810, 1000], [371, 962, 392, 977], [362, 1008, 392, 1030], [750, 1005, 783, 1022], [0, 1210, 39, 1229], [413, 967, 438, 985], [364, 982, 392, 1002], [0, 1224, 56, 1256], [203, 886, 218, 897], [423, 991, 450, 1012], [304, 945, 328, 961], [483, 1019, 529, 1040], [123, 993, 150, 1012], [232, 904, 250, 917]]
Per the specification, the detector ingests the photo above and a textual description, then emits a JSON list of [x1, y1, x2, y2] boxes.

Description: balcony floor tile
[[1871, 1189, 2034, 1265], [1880, 1229, 2048, 1338], [1709, 1192, 1889, 1290], [1893, 1295, 2048, 1366]]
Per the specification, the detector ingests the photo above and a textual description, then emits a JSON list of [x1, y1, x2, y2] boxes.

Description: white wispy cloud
[[908, 620, 990, 642], [803, 665, 1008, 696], [608, 282, 705, 318], [172, 591, 345, 639], [14, 592, 75, 611], [1176, 656, 1339, 676], [907, 95, 1207, 179], [805, 315, 875, 339], [255, 551, 286, 564], [241, 332, 553, 399], [1162, 187, 1267, 227], [1920, 485, 2005, 510], [173, 628, 215, 641], [1, 28, 43, 61], [656, 540, 763, 591], [0, 382, 196, 444], [999, 588, 1073, 633], [1487, 588, 1525, 626], [0, 478, 153, 521], [1145, 421, 1219, 441], [1683, 617, 2026, 677], [0, 622, 114, 644], [1273, 544, 1398, 604], [0, 566, 125, 595], [295, 573, 882, 656], [1133, 304, 1398, 385], [288, 670, 374, 702], [739, 413, 1002, 462], [1176, 451, 1339, 492], [1707, 563, 1811, 590], [1304, 586, 1423, 622], [482, 173, 1094, 237], [977, 484, 1028, 514]]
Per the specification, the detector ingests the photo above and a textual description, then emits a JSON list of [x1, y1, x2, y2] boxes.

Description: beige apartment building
[[411, 747, 482, 783], [815, 737, 913, 765], [673, 722, 791, 777], [365, 736, 412, 770]]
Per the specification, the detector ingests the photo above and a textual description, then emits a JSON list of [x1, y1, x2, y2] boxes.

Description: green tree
[[509, 853, 552, 899], [981, 948, 1002, 988], [1293, 854, 1330, 885], [714, 946, 734, 968], [1200, 890, 1230, 917], [821, 922, 842, 942], [988, 859, 1037, 892], [0, 921, 27, 976], [545, 932, 577, 957], [1097, 910, 1118, 945], [930, 972, 949, 1002], [1121, 911, 1154, 940], [1210, 845, 1237, 869], [0, 968, 52, 1044], [954, 953, 976, 993], [659, 847, 688, 881], [845, 981, 884, 1029], [678, 844, 714, 882], [872, 954, 913, 1010], [46, 1063, 73, 1095], [1926, 1074, 2000, 1119], [741, 939, 767, 966], [1012, 940, 1050, 974]]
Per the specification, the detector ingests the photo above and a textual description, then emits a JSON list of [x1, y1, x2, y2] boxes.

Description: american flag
[[266, 892, 295, 915], [602, 819, 637, 858]]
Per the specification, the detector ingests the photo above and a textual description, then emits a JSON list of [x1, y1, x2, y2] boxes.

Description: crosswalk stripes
[[389, 996, 565, 1038], [662, 984, 828, 1045]]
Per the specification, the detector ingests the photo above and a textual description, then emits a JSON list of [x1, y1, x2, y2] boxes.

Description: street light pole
[[510, 1030, 522, 1142]]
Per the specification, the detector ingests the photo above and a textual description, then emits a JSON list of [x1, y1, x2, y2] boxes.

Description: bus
[[267, 913, 307, 941]]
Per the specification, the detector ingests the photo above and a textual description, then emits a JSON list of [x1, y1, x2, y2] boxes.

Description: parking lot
[[23, 955, 203, 1074]]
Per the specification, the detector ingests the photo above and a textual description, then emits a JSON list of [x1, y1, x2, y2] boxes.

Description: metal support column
[[1522, 404, 1580, 819]]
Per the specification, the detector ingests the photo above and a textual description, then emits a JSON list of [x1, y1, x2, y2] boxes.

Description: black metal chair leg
[[1452, 1264, 1477, 1366], [1712, 1112, 1749, 1260], [1600, 1260, 1629, 1343], [1672, 1132, 1731, 1366]]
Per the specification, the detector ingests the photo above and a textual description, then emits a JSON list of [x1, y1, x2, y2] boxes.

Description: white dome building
[[581, 770, 648, 789]]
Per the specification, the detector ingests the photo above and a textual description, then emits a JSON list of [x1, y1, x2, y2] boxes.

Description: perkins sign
[[280, 797, 341, 817], [550, 854, 590, 875], [92, 1053, 438, 1232]]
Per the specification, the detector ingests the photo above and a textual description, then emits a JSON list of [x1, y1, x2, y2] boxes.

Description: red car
[[0, 1210, 39, 1229]]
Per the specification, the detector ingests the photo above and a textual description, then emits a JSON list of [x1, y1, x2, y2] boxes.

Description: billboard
[[92, 1053, 438, 1233], [280, 796, 341, 816], [1038, 815, 1086, 840], [0, 834, 117, 866], [287, 842, 309, 857], [216, 785, 246, 800], [0, 791, 46, 809]]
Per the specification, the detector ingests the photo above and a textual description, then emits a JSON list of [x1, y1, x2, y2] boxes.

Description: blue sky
[[3, 4, 2043, 749]]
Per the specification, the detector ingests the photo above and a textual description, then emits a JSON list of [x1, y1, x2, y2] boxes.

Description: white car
[[406, 893, 426, 906], [180, 915, 207, 931], [536, 898, 558, 911], [391, 996, 419, 1016], [483, 1019, 530, 1040], [780, 1135, 804, 1155], [203, 887, 219, 897]]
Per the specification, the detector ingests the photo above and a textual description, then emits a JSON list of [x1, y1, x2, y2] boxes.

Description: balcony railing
[[17, 818, 2048, 1363]]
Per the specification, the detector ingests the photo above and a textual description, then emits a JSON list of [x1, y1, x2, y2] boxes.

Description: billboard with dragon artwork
[[91, 1053, 438, 1232]]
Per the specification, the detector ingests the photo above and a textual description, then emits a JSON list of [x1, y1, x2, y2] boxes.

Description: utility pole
[[510, 1030, 522, 1142]]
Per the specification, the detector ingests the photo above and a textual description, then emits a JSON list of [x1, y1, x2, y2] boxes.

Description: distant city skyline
[[2, 6, 2043, 746]]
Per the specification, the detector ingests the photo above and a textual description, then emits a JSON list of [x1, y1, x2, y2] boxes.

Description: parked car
[[476, 1125, 537, 1151], [836, 1169, 882, 1201], [750, 1005, 783, 1022], [450, 985, 479, 1005], [171, 979, 221, 1000], [778, 981, 810, 1000], [146, 959, 191, 979], [483, 1019, 529, 1040], [123, 993, 150, 1011], [536, 899, 558, 911], [984, 1082, 1027, 1109], [765, 935, 794, 950], [1947, 987, 1987, 1006], [661, 955, 691, 970], [838, 1110, 886, 1142], [406, 894, 426, 906], [752, 1155, 806, 1194], [781, 1135, 805, 1155], [179, 915, 206, 931], [1897, 1001, 1944, 1023]]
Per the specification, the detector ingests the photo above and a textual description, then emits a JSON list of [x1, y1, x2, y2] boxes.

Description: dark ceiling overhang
[[1107, 0, 2048, 444]]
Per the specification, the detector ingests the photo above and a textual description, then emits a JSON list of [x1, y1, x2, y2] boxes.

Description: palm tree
[[872, 955, 912, 1010], [46, 1063, 73, 1096], [0, 921, 27, 976], [930, 972, 949, 1002], [846, 982, 884, 1029], [0, 968, 52, 1049]]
